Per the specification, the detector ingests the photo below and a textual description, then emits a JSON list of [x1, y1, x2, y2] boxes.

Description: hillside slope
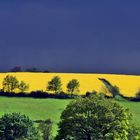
[[0, 72, 140, 97]]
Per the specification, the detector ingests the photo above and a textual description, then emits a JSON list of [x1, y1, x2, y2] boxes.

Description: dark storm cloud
[[1, 0, 140, 73]]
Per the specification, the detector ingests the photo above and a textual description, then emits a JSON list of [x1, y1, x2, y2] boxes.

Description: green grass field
[[0, 97, 71, 136], [119, 101, 140, 126], [0, 97, 139, 136]]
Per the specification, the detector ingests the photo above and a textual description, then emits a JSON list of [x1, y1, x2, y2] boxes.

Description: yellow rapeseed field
[[0, 72, 140, 97]]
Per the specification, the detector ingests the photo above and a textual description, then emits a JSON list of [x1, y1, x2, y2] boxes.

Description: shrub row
[[0, 90, 139, 101], [0, 91, 79, 99]]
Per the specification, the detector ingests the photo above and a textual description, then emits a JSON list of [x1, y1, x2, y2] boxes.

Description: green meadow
[[0, 96, 139, 136]]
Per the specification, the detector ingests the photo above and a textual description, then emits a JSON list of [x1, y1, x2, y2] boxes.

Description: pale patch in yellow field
[[0, 72, 140, 97]]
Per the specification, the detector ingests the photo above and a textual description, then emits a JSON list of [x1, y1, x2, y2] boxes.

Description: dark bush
[[85, 90, 97, 97], [0, 90, 74, 99]]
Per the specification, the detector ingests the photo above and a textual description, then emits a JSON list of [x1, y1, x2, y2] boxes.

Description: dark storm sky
[[1, 0, 140, 74]]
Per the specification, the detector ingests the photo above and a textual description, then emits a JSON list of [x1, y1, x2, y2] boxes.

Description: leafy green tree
[[38, 119, 53, 140], [56, 95, 134, 140], [3, 75, 19, 92], [18, 81, 29, 92], [47, 76, 62, 94], [67, 79, 80, 95], [0, 113, 40, 140]]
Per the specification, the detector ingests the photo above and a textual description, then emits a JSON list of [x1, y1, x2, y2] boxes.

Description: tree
[[10, 66, 22, 72], [136, 90, 140, 98], [18, 81, 29, 92], [67, 79, 80, 95], [47, 76, 62, 94], [26, 67, 39, 72], [0, 113, 40, 140], [55, 95, 136, 140], [37, 119, 53, 140], [43, 70, 50, 73], [99, 78, 122, 97], [3, 75, 19, 92]]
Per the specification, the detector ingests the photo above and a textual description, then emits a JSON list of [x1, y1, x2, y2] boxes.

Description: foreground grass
[[0, 96, 139, 136]]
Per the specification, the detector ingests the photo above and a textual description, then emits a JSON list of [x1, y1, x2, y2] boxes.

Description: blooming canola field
[[0, 72, 140, 97]]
